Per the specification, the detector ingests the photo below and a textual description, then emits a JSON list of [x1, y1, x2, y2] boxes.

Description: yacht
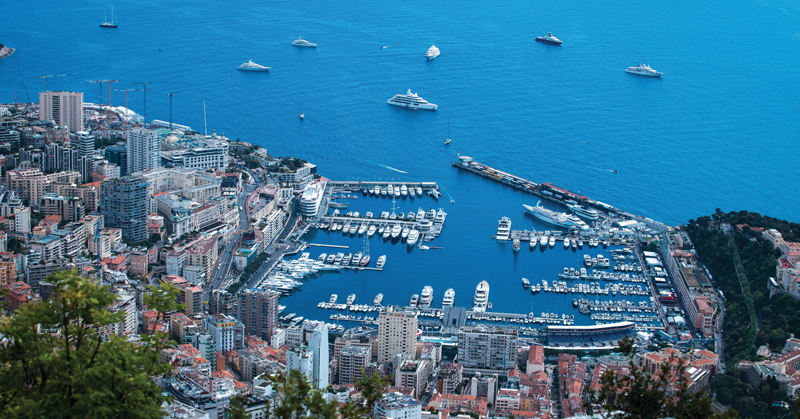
[[401, 226, 410, 239], [349, 223, 358, 235], [237, 60, 271, 72], [387, 89, 438, 111], [513, 237, 521, 252], [359, 254, 370, 267], [329, 294, 338, 304], [100, 6, 118, 28], [567, 204, 600, 221], [387, 184, 394, 196], [625, 64, 663, 78], [400, 184, 408, 196], [381, 186, 388, 196], [351, 251, 363, 266], [380, 211, 390, 219], [399, 212, 405, 219], [419, 286, 434, 308], [391, 224, 402, 238], [358, 223, 368, 235], [415, 186, 423, 196], [292, 36, 317, 48], [382, 228, 392, 239], [376, 255, 387, 268], [549, 236, 556, 247], [540, 235, 548, 247], [523, 201, 589, 230], [346, 294, 356, 305], [367, 224, 377, 237], [409, 294, 419, 307], [342, 253, 352, 265], [535, 32, 563, 46], [326, 254, 336, 264], [407, 229, 420, 246], [530, 237, 537, 249], [563, 238, 570, 249], [442, 288, 455, 307], [334, 253, 344, 264], [473, 280, 490, 312], [521, 277, 530, 288], [416, 208, 426, 221], [394, 187, 401, 197], [374, 293, 384, 306], [317, 253, 327, 262], [435, 209, 447, 224], [426, 209, 436, 219], [426, 45, 440, 60]]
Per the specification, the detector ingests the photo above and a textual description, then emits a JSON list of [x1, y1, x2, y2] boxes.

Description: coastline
[[0, 46, 15, 60]]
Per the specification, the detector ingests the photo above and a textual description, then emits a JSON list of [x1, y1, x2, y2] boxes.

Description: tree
[[143, 281, 184, 321], [584, 336, 726, 419], [228, 395, 249, 419], [0, 269, 172, 418]]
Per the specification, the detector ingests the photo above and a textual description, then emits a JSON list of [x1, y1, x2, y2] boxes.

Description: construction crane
[[82, 79, 107, 104], [37, 73, 78, 91], [130, 82, 153, 122], [20, 80, 32, 104], [115, 88, 143, 131], [83, 79, 118, 123], [164, 92, 177, 130]]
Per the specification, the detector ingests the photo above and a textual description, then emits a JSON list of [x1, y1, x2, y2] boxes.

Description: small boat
[[419, 245, 430, 250], [563, 238, 570, 249], [529, 237, 537, 249], [374, 293, 384, 306], [359, 254, 370, 267], [237, 60, 271, 72], [521, 278, 530, 289], [540, 235, 548, 247], [549, 237, 556, 247], [300, 113, 304, 119], [535, 32, 562, 46], [426, 44, 440, 60], [376, 255, 387, 268], [513, 237, 521, 252], [409, 294, 419, 307], [292, 36, 317, 48], [346, 294, 356, 304], [415, 186, 423, 196], [329, 294, 338, 304], [400, 184, 408, 196], [444, 138, 451, 145]]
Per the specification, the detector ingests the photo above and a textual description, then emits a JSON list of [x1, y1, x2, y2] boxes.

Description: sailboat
[[100, 6, 118, 28], [444, 116, 451, 145]]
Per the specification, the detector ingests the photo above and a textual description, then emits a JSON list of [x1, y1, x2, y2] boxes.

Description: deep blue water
[[3, 0, 799, 322]]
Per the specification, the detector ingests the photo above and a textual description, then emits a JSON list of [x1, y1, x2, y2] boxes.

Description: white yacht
[[407, 229, 419, 246], [540, 235, 548, 247], [380, 211, 390, 219], [473, 280, 490, 312], [419, 286, 434, 308], [416, 208, 426, 221], [346, 294, 356, 304], [351, 251, 362, 266], [376, 255, 387, 268], [568, 204, 600, 221], [387, 89, 438, 111], [401, 226, 410, 239], [381, 186, 388, 196], [382, 228, 391, 239], [625, 64, 663, 78], [523, 201, 589, 230], [549, 236, 556, 247], [434, 209, 447, 224], [391, 224, 402, 238], [358, 223, 368, 235], [238, 60, 271, 72], [495, 217, 511, 240], [400, 184, 408, 196], [394, 187, 401, 197], [329, 294, 338, 304], [367, 224, 377, 237], [426, 45, 440, 60], [387, 184, 394, 195], [415, 186, 423, 196], [442, 288, 455, 307], [374, 293, 384, 306], [292, 36, 317, 48], [409, 294, 419, 307], [563, 238, 570, 249], [530, 237, 537, 249]]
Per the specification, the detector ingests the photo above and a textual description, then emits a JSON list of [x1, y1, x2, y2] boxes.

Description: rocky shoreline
[[0, 46, 15, 60]]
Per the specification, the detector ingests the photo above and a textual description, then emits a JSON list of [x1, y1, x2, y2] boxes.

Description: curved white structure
[[300, 181, 326, 217]]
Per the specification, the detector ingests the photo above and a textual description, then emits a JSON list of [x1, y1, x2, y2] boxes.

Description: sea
[[2, 0, 799, 325]]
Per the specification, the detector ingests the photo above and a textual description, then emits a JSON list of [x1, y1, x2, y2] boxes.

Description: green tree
[[144, 281, 184, 321], [228, 395, 249, 419], [0, 269, 172, 418]]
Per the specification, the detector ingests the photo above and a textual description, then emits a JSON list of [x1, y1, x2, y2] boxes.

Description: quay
[[307, 243, 349, 248], [452, 155, 670, 231], [329, 180, 438, 189]]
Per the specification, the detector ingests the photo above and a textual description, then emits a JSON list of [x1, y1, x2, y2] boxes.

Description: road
[[244, 198, 301, 290]]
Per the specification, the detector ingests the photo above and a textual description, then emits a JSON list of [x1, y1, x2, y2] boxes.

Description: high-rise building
[[457, 326, 518, 373], [126, 128, 161, 174], [71, 131, 95, 157], [14, 207, 31, 234], [308, 324, 329, 389], [100, 176, 149, 244], [202, 313, 245, 354], [104, 143, 128, 175], [377, 307, 418, 365], [238, 288, 280, 340], [39, 91, 84, 132], [287, 346, 315, 384], [339, 345, 371, 385]]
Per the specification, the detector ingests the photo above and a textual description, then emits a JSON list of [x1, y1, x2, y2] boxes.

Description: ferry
[[442, 288, 455, 307], [535, 32, 563, 46], [237, 60, 271, 72], [567, 204, 600, 221], [359, 254, 371, 267], [410, 294, 419, 307], [346, 294, 356, 305], [292, 36, 317, 48], [473, 280, 490, 312], [329, 294, 338, 304], [419, 286, 434, 308], [374, 293, 384, 306], [376, 255, 387, 268], [521, 277, 530, 288], [426, 44, 440, 60], [387, 89, 438, 110], [523, 201, 589, 230], [625, 64, 663, 78]]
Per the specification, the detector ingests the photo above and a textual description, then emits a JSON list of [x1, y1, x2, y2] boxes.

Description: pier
[[307, 243, 349, 248]]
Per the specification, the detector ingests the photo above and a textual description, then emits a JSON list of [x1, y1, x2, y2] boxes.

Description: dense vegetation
[[711, 370, 789, 419], [0, 270, 174, 418], [687, 210, 800, 361]]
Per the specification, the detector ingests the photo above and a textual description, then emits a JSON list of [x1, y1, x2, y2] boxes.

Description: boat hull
[[238, 67, 270, 72], [535, 38, 562, 46], [523, 205, 572, 229], [624, 69, 662, 78], [387, 100, 438, 111], [99, 23, 118, 28]]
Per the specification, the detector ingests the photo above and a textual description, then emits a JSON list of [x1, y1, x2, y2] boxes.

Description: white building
[[14, 207, 31, 234], [202, 313, 244, 353], [299, 181, 326, 218], [287, 346, 315, 384], [126, 128, 161, 173], [308, 324, 329, 389], [166, 251, 185, 276], [39, 91, 83, 132], [161, 139, 229, 171], [378, 307, 418, 365], [374, 392, 422, 419], [273, 162, 316, 191]]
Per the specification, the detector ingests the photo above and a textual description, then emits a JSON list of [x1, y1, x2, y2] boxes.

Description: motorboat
[[426, 44, 440, 60], [522, 278, 530, 288], [317, 253, 327, 262], [374, 293, 384, 306], [442, 288, 455, 307], [387, 89, 438, 111], [351, 251, 362, 266], [376, 255, 387, 268], [496, 217, 512, 240], [549, 237, 556, 247], [407, 229, 419, 246], [540, 235, 548, 247], [358, 223, 368, 235], [535, 32, 563, 46], [391, 224, 402, 238], [415, 186, 423, 196], [419, 286, 434, 308], [400, 184, 408, 196], [625, 64, 663, 78], [473, 280, 490, 312], [563, 238, 570, 249], [401, 226, 410, 239], [367, 224, 377, 237], [530, 237, 537, 249], [329, 294, 338, 304], [409, 294, 419, 307], [360, 254, 370, 267], [238, 60, 271, 72], [292, 36, 317, 48], [346, 294, 356, 304]]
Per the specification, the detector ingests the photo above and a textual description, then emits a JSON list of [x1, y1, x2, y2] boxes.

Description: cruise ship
[[625, 64, 663, 78], [426, 45, 440, 60], [300, 181, 326, 217], [523, 201, 589, 230], [387, 89, 438, 111], [237, 60, 271, 72], [442, 288, 455, 307], [473, 280, 490, 312], [567, 204, 600, 221], [292, 36, 317, 48], [419, 286, 434, 308], [535, 32, 563, 46]]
